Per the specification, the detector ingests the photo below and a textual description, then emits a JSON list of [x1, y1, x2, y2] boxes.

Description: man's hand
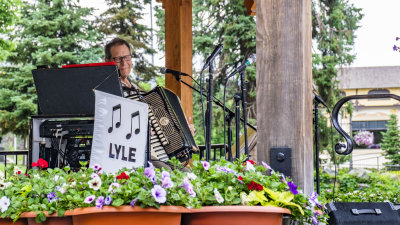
[[187, 116, 195, 136]]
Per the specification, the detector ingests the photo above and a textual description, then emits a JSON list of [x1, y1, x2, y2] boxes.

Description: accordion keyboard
[[127, 94, 170, 162]]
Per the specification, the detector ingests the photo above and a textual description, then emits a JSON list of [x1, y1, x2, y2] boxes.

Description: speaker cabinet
[[327, 202, 400, 225]]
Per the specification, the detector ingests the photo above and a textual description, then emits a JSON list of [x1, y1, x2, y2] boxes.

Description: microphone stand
[[234, 93, 241, 159], [314, 100, 320, 194], [205, 63, 214, 161], [239, 69, 249, 157]]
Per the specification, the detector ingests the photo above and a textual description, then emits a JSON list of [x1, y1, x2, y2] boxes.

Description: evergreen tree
[[0, 0, 20, 61], [0, 0, 104, 137], [97, 0, 158, 87], [312, 0, 362, 164], [380, 114, 400, 168]]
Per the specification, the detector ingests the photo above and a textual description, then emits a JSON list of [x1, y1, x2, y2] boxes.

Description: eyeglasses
[[112, 54, 132, 63]]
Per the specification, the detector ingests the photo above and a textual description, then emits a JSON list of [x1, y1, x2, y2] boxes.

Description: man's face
[[108, 44, 132, 79]]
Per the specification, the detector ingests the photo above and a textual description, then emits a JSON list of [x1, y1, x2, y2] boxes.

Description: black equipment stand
[[171, 76, 257, 160], [205, 63, 214, 161], [314, 100, 321, 194], [239, 69, 249, 157], [234, 93, 241, 159]]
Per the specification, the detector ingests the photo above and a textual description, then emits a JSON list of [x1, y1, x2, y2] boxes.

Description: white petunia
[[214, 188, 224, 204], [187, 173, 197, 180], [88, 177, 102, 191], [0, 196, 10, 213]]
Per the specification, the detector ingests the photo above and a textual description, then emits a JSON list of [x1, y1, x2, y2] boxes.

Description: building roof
[[338, 66, 400, 89]]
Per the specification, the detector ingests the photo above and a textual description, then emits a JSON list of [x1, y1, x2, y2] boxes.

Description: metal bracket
[[270, 147, 291, 177]]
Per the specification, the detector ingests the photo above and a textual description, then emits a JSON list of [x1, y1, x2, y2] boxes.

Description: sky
[[348, 0, 400, 67], [81, 0, 400, 68]]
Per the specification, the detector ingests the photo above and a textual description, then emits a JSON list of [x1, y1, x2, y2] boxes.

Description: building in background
[[338, 66, 400, 146]]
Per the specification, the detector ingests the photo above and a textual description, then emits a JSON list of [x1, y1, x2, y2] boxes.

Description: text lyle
[[109, 143, 136, 162]]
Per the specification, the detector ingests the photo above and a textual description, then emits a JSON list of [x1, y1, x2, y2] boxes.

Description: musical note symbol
[[108, 104, 122, 133], [126, 111, 140, 139]]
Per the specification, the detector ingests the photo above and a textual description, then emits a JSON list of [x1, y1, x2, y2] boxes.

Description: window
[[368, 89, 390, 100]]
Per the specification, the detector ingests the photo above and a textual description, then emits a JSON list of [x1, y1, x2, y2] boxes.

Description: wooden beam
[[244, 0, 256, 16], [164, 0, 193, 121], [256, 0, 313, 194]]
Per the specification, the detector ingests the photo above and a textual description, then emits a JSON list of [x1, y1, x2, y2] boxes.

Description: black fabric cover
[[32, 65, 123, 116], [327, 202, 400, 225]]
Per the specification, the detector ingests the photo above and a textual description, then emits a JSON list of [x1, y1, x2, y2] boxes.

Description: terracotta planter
[[0, 218, 28, 225], [72, 205, 188, 225], [181, 206, 291, 225], [20, 211, 73, 225]]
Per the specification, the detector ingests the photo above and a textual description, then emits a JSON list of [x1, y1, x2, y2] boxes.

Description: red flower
[[31, 158, 49, 169], [246, 160, 256, 165], [116, 172, 129, 180], [238, 176, 243, 181], [17, 171, 21, 175], [37, 158, 48, 168], [68, 178, 73, 182], [247, 181, 263, 191]]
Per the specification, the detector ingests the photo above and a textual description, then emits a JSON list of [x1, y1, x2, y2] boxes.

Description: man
[[104, 37, 193, 170], [104, 37, 141, 96]]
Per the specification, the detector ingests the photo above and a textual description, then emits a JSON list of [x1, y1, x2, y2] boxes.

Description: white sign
[[90, 90, 148, 173]]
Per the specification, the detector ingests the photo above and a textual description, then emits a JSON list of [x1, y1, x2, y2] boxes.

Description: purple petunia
[[144, 162, 156, 180], [394, 45, 398, 51], [47, 192, 58, 203], [92, 164, 101, 171], [288, 181, 298, 195], [84, 195, 96, 204], [311, 213, 319, 225], [161, 171, 170, 179], [104, 196, 112, 205], [95, 196, 104, 209], [309, 192, 322, 208], [216, 166, 234, 173], [151, 185, 167, 203], [201, 161, 210, 170], [261, 161, 272, 170], [130, 198, 137, 207], [182, 178, 196, 197], [162, 176, 174, 189]]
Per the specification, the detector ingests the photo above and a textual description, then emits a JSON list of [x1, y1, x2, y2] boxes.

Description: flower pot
[[181, 206, 291, 225], [72, 205, 188, 225], [20, 211, 73, 225], [0, 218, 28, 225]]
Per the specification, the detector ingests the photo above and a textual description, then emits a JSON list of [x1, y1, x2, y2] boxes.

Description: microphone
[[313, 92, 329, 109], [160, 67, 190, 80], [203, 44, 223, 70], [226, 54, 256, 79]]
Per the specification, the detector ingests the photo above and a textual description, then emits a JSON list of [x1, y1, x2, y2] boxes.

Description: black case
[[327, 202, 400, 225]]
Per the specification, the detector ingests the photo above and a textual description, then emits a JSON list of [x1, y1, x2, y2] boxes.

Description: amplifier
[[327, 202, 400, 225], [39, 120, 94, 138]]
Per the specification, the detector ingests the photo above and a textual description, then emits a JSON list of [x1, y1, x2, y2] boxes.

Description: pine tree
[[0, 0, 20, 61], [0, 0, 104, 137], [380, 114, 400, 168], [97, 0, 158, 86]]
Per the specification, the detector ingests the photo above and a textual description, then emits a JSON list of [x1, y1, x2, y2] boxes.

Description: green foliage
[[0, 156, 326, 225], [0, 0, 104, 137], [320, 169, 400, 203], [380, 114, 400, 167], [312, 0, 362, 166], [0, 0, 20, 61], [0, 66, 36, 137], [97, 0, 159, 83]]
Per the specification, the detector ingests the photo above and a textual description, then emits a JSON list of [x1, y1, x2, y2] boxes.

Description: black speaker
[[327, 202, 400, 225]]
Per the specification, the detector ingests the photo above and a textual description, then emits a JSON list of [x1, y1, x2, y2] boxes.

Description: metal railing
[[0, 150, 29, 177]]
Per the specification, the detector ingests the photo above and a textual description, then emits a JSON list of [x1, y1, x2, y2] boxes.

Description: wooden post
[[164, 0, 193, 119], [256, 0, 313, 194]]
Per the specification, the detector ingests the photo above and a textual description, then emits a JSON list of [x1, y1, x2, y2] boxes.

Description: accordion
[[127, 86, 197, 162]]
